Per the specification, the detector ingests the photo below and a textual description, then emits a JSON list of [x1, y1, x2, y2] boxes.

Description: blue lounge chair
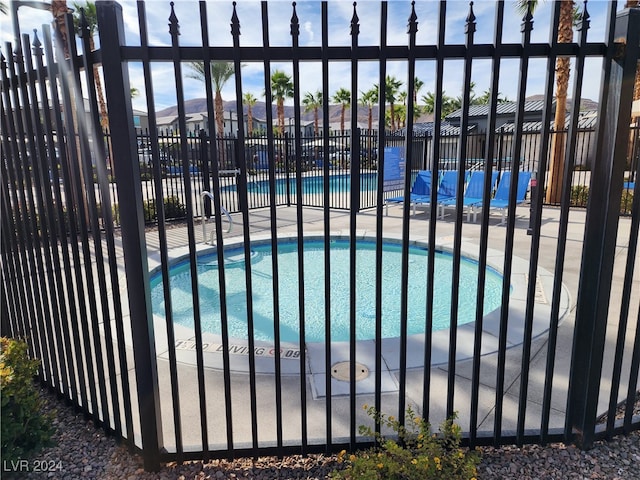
[[415, 170, 461, 214], [473, 171, 531, 224], [439, 170, 499, 221], [385, 170, 435, 215]]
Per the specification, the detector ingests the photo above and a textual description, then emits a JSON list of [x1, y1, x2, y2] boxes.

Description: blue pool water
[[150, 239, 505, 343], [227, 173, 379, 195]]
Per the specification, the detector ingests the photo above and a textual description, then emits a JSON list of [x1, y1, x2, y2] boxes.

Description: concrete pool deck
[[108, 202, 638, 451]]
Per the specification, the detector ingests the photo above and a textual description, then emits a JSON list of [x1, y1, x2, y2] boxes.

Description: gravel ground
[[8, 387, 640, 480]]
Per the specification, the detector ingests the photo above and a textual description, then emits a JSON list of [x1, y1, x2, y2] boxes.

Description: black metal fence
[[1, 0, 639, 472], [109, 124, 638, 223]]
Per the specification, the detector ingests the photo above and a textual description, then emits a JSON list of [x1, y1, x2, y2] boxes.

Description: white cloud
[[303, 21, 314, 43]]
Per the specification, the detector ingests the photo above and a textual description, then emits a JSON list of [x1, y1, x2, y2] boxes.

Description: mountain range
[[156, 99, 381, 125], [155, 96, 599, 124]]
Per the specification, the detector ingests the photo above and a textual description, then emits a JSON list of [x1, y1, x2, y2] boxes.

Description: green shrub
[[95, 202, 121, 225], [331, 405, 480, 480], [621, 190, 634, 214], [570, 185, 634, 214], [0, 338, 55, 463], [570, 185, 590, 207], [143, 196, 187, 222]]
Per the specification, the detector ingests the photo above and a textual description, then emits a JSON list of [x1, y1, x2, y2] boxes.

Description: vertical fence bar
[[568, 6, 640, 449], [167, 2, 209, 459], [470, 0, 504, 447], [260, 0, 283, 453], [533, 0, 563, 445], [230, 3, 260, 457], [289, 3, 308, 453], [136, 0, 183, 458], [348, 2, 360, 448], [493, 3, 532, 444], [422, 1, 446, 420], [447, 1, 475, 419], [97, 1, 162, 469], [373, 0, 388, 436], [320, 0, 333, 449]]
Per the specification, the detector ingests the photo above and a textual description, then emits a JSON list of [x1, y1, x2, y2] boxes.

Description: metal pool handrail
[[201, 191, 232, 244]]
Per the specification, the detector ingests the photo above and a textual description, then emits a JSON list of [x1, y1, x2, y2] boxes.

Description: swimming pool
[[150, 238, 505, 344], [226, 173, 379, 195]]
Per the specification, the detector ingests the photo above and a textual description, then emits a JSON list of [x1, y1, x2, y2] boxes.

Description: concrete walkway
[[110, 203, 638, 452]]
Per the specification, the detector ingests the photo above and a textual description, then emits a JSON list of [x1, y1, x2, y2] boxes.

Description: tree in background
[[413, 77, 424, 105], [51, 1, 71, 58], [243, 92, 258, 137], [517, 0, 576, 204], [269, 70, 294, 135], [376, 76, 403, 131], [302, 90, 323, 135], [73, 2, 108, 130], [476, 89, 509, 105], [359, 87, 378, 131], [332, 88, 351, 132], [422, 91, 455, 119], [187, 61, 234, 138]]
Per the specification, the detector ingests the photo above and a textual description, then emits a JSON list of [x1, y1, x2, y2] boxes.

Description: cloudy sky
[[3, 0, 622, 113]]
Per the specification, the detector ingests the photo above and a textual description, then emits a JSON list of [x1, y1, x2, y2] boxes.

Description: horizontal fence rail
[[1, 0, 639, 472]]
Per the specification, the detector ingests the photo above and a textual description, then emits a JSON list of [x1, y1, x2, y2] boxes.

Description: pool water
[[150, 239, 505, 343], [229, 173, 379, 195]]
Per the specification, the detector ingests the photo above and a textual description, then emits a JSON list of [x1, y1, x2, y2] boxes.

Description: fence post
[[96, 1, 162, 470], [568, 6, 640, 449]]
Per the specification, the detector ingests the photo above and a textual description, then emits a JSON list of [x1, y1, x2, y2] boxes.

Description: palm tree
[[377, 75, 403, 131], [332, 88, 351, 132], [413, 77, 424, 104], [359, 87, 378, 131], [130, 87, 140, 99], [477, 89, 509, 105], [73, 2, 109, 130], [398, 91, 409, 128], [517, 0, 575, 204], [243, 92, 258, 137], [51, 1, 71, 58], [187, 61, 234, 138], [302, 90, 322, 135], [269, 70, 294, 135], [359, 87, 378, 160], [422, 91, 457, 119]]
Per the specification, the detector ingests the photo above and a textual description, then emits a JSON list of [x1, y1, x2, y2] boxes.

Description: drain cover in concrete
[[330, 361, 369, 382]]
